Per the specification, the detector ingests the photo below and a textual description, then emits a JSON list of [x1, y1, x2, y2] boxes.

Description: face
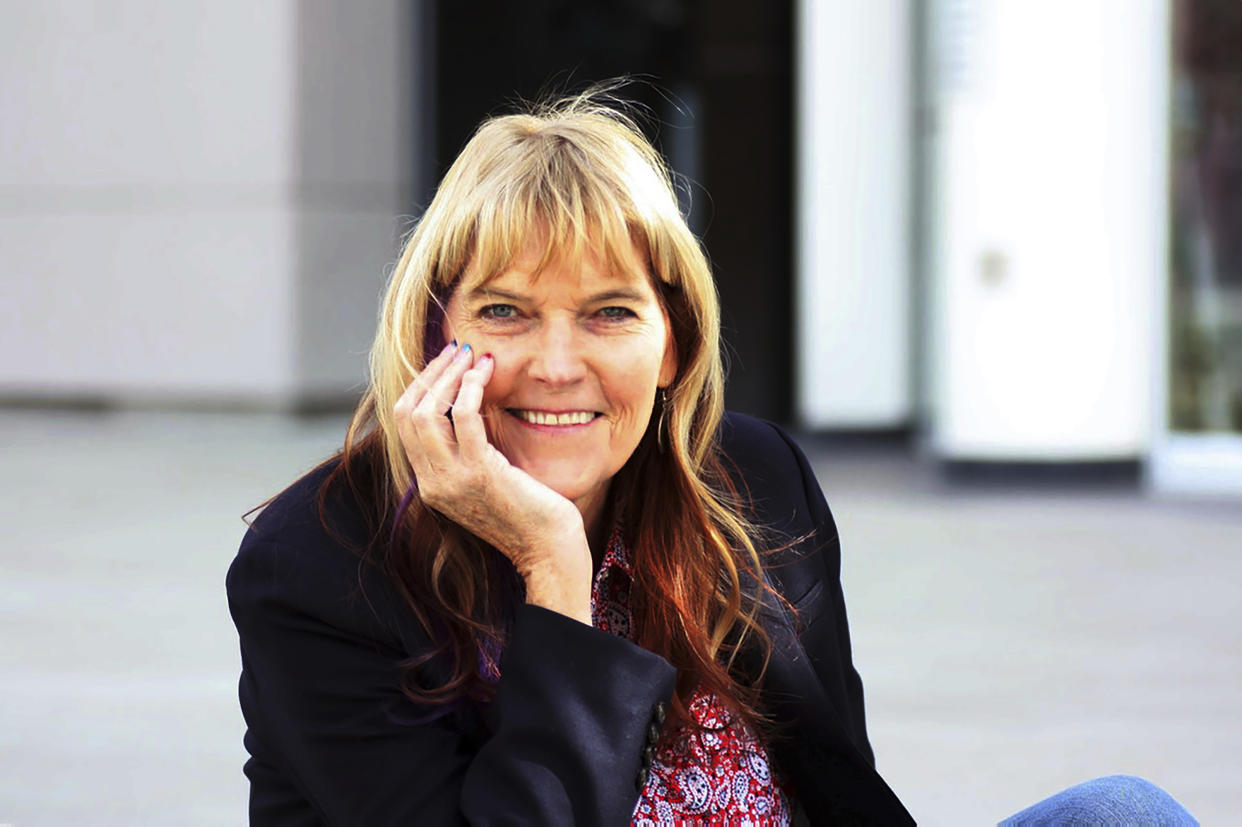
[[442, 240, 677, 534]]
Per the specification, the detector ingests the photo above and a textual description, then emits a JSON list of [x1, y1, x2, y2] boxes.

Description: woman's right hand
[[392, 342, 593, 624]]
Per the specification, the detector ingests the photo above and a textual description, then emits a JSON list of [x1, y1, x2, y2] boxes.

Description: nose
[[528, 319, 587, 387]]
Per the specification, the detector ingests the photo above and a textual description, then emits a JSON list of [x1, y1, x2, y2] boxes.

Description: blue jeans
[[999, 776, 1199, 826]]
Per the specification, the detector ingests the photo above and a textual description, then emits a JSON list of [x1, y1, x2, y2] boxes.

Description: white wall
[[927, 0, 1168, 460], [795, 0, 913, 429], [0, 0, 417, 407]]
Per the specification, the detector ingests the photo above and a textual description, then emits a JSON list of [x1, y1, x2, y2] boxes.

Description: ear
[[658, 321, 678, 388]]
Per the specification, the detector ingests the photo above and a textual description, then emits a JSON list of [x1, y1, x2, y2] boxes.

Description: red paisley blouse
[[590, 526, 793, 826]]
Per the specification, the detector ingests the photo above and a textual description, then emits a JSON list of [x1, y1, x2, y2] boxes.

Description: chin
[[532, 473, 598, 503], [520, 463, 607, 504]]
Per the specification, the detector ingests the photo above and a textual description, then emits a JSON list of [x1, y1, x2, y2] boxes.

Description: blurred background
[[2, 0, 1239, 824]]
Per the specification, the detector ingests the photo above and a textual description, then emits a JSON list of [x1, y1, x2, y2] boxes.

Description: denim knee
[[998, 774, 1199, 826]]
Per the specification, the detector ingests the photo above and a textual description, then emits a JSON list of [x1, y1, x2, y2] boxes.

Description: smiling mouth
[[506, 409, 602, 426]]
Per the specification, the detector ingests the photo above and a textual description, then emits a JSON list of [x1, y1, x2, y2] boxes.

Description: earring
[[657, 388, 670, 453]]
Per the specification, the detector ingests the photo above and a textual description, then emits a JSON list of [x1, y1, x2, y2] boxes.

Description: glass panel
[[1169, 0, 1242, 433]]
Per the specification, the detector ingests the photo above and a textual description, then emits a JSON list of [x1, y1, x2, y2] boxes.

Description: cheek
[[480, 370, 510, 407], [478, 356, 518, 412], [608, 355, 664, 416]]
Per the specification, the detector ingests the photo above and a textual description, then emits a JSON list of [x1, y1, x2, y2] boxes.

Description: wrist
[[519, 538, 592, 626]]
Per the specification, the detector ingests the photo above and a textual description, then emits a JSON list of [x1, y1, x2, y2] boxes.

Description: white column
[[0, 1, 419, 408], [926, 0, 1168, 460], [795, 0, 913, 428]]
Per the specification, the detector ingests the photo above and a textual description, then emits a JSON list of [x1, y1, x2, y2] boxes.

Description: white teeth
[[514, 410, 596, 426]]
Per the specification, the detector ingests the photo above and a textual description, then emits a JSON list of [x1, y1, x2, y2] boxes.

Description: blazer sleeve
[[227, 527, 676, 827]]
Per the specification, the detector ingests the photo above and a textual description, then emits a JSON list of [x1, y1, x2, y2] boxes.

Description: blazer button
[[652, 701, 667, 724], [635, 766, 649, 790], [647, 722, 661, 745]]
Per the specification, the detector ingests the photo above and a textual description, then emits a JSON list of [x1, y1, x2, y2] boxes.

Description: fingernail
[[479, 353, 493, 365], [461, 343, 472, 354], [450, 339, 458, 347]]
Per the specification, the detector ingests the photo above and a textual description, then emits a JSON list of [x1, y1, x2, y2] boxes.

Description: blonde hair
[[337, 86, 776, 728]]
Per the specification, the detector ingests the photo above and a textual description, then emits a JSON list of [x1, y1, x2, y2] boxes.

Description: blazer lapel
[[745, 571, 915, 826]]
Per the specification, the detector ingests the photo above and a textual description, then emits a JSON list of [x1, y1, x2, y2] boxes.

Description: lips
[[507, 409, 601, 426]]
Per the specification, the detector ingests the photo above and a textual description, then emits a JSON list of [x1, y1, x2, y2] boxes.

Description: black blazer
[[226, 412, 914, 825]]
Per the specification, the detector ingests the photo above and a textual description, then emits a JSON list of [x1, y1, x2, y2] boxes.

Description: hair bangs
[[453, 142, 662, 295]]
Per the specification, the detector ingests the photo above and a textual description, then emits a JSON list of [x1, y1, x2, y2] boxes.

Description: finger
[[394, 342, 461, 471], [453, 353, 494, 459], [398, 341, 458, 411], [410, 344, 476, 471], [393, 343, 456, 438], [417, 343, 475, 418]]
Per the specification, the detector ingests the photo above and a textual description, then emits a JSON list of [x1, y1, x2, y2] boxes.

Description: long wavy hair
[[325, 87, 779, 735]]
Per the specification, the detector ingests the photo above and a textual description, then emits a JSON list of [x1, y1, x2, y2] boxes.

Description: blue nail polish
[[450, 339, 458, 347], [461, 343, 472, 354]]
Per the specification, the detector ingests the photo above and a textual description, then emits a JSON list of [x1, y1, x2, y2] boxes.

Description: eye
[[480, 303, 518, 320], [597, 306, 637, 320]]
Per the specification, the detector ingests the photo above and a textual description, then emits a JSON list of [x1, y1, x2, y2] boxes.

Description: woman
[[227, 89, 907, 825], [227, 92, 1196, 826]]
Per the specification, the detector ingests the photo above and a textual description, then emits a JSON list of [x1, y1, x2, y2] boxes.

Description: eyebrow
[[466, 286, 648, 304]]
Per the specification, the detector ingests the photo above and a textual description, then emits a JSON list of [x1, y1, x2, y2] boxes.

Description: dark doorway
[[432, 0, 793, 422]]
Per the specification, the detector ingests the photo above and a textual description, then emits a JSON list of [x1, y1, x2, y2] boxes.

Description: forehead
[[456, 235, 656, 300]]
